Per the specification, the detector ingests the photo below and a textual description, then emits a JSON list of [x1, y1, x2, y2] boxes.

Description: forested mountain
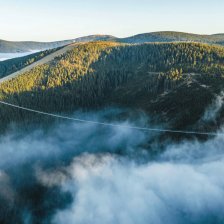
[[120, 31, 224, 45], [0, 35, 114, 53], [0, 41, 224, 134], [1, 32, 224, 53]]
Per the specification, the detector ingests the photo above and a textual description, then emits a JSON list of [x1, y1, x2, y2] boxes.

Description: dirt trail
[[0, 44, 76, 84]]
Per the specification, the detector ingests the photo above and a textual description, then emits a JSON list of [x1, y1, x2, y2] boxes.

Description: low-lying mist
[[0, 51, 39, 61], [0, 107, 224, 224]]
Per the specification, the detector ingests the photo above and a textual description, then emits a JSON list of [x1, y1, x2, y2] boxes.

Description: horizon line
[[1, 30, 224, 43]]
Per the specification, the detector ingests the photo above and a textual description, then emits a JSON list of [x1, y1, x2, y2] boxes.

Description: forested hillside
[[0, 41, 224, 132], [0, 48, 60, 78]]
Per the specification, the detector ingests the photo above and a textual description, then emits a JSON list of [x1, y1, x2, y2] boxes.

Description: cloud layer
[[0, 107, 224, 224], [46, 148, 224, 224]]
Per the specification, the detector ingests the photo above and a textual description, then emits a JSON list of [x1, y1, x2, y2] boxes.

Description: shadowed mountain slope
[[0, 41, 224, 135]]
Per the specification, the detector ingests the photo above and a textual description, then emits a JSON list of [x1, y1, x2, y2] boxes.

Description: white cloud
[[48, 149, 224, 224], [202, 91, 224, 122]]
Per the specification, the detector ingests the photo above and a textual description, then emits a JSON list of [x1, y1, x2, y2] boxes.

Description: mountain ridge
[[1, 31, 224, 53], [0, 35, 115, 53]]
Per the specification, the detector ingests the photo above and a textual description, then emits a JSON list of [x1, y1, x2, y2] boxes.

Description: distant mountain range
[[120, 31, 224, 44], [0, 35, 114, 53], [1, 31, 224, 53]]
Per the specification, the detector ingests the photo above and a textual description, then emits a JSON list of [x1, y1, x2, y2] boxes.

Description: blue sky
[[0, 0, 223, 41]]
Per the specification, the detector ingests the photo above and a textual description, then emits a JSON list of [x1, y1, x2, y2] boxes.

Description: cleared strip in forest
[[0, 44, 77, 84], [0, 100, 223, 137]]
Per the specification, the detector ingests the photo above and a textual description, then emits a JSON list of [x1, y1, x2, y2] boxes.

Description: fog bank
[[0, 108, 224, 224]]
